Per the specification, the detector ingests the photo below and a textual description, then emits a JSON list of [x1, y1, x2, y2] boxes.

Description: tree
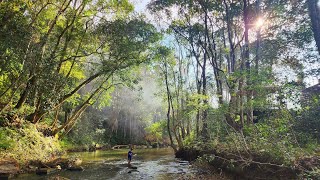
[[148, 0, 318, 136], [0, 0, 161, 137]]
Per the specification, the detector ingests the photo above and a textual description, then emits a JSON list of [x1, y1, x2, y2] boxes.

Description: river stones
[[128, 169, 139, 173], [71, 158, 82, 167], [46, 158, 69, 169], [46, 157, 82, 169], [179, 161, 189, 166], [36, 168, 59, 175], [127, 165, 138, 173], [47, 175, 70, 180]]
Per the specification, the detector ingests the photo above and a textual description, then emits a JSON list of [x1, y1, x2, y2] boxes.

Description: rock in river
[[36, 168, 59, 175], [67, 166, 84, 171]]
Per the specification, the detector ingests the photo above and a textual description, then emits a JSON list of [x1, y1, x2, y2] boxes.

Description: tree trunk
[[224, 0, 236, 72], [243, 0, 253, 124], [14, 74, 36, 109], [255, 0, 261, 71], [164, 61, 177, 152], [54, 81, 108, 136], [51, 107, 60, 129], [308, 0, 320, 55], [201, 2, 209, 139]]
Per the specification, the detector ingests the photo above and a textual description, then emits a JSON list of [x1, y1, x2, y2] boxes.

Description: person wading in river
[[128, 148, 133, 165]]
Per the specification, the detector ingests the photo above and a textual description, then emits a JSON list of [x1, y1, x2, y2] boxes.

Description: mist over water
[[70, 70, 165, 145]]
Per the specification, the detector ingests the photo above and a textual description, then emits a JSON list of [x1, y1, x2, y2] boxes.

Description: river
[[13, 148, 201, 180]]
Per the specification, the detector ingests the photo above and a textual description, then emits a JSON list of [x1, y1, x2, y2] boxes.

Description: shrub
[[0, 122, 63, 164], [0, 128, 14, 149]]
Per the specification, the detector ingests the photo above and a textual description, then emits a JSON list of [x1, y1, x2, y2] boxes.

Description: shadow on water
[[13, 148, 197, 180]]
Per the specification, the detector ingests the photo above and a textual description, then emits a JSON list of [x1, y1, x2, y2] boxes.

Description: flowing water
[[13, 148, 198, 180]]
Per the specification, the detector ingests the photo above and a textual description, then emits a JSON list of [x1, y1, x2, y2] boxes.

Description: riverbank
[[175, 146, 320, 179]]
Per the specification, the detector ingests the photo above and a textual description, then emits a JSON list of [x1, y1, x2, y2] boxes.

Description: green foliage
[[104, 0, 134, 17], [94, 86, 114, 109], [67, 107, 107, 146], [186, 93, 210, 114], [238, 111, 305, 165], [0, 123, 63, 164], [145, 120, 166, 142], [183, 131, 196, 146], [295, 94, 320, 144], [0, 0, 163, 143], [0, 128, 14, 149], [207, 106, 229, 138], [0, 1, 318, 179], [59, 137, 74, 150], [189, 108, 311, 167], [99, 17, 162, 68]]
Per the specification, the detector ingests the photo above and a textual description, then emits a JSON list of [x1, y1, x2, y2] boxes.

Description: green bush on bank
[[0, 122, 63, 164], [182, 109, 320, 178], [59, 137, 77, 150]]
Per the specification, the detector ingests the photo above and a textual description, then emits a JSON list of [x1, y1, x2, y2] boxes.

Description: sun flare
[[255, 18, 264, 29]]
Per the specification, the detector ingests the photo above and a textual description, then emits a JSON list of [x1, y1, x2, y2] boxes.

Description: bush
[[183, 131, 196, 147], [0, 128, 14, 149], [0, 122, 63, 164]]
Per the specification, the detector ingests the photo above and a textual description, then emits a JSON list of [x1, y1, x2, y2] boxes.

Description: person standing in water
[[128, 148, 133, 165]]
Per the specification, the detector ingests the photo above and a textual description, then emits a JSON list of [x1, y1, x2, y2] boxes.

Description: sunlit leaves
[[94, 86, 114, 109], [60, 61, 85, 80], [186, 93, 210, 115], [106, 0, 134, 16], [65, 93, 81, 107], [145, 120, 166, 142]]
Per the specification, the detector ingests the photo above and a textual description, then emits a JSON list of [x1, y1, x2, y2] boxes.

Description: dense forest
[[0, 0, 320, 178]]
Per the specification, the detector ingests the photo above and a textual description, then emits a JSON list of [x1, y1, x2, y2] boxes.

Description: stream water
[[13, 148, 198, 180]]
